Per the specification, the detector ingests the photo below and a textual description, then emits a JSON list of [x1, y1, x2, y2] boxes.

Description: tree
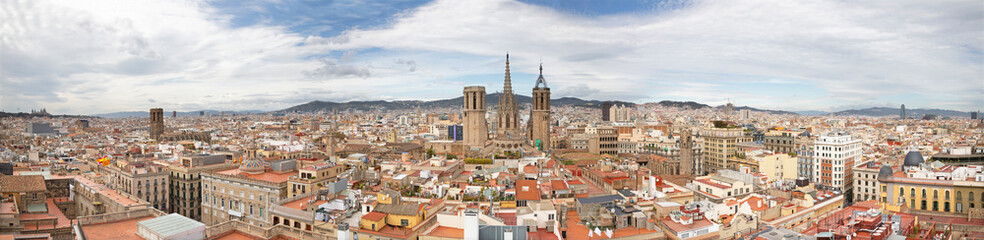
[[426, 148, 435, 159]]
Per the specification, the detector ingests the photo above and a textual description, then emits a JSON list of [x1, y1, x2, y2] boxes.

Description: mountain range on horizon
[[28, 94, 974, 118]]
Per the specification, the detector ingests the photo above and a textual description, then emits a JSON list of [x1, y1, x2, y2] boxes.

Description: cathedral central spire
[[504, 53, 512, 94]]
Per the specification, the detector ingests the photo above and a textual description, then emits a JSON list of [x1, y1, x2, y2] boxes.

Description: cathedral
[[462, 54, 551, 157]]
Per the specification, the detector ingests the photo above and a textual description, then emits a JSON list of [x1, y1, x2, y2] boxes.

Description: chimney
[[336, 223, 350, 240], [464, 209, 479, 240]]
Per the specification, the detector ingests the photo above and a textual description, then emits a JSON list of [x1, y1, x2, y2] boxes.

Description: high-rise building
[[150, 108, 164, 140], [813, 132, 861, 192], [529, 63, 551, 151], [971, 111, 978, 120], [462, 86, 488, 148], [601, 101, 613, 122], [700, 126, 746, 174], [900, 104, 906, 119]]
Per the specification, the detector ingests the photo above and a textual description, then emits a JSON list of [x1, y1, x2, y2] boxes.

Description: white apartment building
[[813, 132, 862, 192]]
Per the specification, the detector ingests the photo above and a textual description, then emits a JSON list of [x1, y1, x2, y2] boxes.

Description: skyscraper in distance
[[900, 104, 906, 119]]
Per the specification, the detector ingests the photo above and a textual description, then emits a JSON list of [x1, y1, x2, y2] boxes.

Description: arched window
[[934, 190, 939, 199], [900, 188, 905, 196], [957, 191, 962, 201], [922, 189, 927, 198], [911, 188, 916, 198], [945, 191, 950, 200], [971, 192, 975, 201]]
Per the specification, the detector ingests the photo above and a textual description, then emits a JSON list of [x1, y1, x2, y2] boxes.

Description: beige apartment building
[[104, 161, 170, 211], [201, 152, 293, 227], [701, 127, 747, 174], [287, 161, 345, 197], [168, 154, 234, 221]]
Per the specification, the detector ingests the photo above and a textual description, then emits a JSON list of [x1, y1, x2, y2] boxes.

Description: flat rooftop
[[70, 175, 143, 207], [422, 226, 463, 239], [282, 195, 330, 210], [19, 199, 70, 230], [215, 168, 293, 183], [80, 216, 154, 240]]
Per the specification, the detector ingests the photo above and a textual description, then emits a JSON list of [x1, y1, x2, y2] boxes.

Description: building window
[[945, 191, 950, 200], [401, 219, 409, 226], [957, 191, 962, 201]]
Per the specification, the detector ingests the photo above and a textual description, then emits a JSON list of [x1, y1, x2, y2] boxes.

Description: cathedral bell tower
[[530, 63, 551, 151]]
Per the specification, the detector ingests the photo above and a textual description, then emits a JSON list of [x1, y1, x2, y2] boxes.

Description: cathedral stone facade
[[462, 54, 552, 156]]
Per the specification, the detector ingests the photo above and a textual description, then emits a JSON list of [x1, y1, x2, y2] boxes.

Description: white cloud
[[1, 0, 981, 114], [311, 0, 983, 111]]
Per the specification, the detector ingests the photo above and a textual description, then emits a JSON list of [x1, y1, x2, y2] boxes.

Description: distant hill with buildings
[[0, 111, 90, 118], [642, 101, 798, 115], [727, 106, 799, 115], [651, 100, 711, 109], [832, 107, 972, 118], [94, 110, 264, 118], [278, 93, 636, 113]]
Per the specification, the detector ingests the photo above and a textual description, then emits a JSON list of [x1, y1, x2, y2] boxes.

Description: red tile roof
[[551, 180, 569, 190], [362, 212, 386, 222], [516, 180, 541, 201]]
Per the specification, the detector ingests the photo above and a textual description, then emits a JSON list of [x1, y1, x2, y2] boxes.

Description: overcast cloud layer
[[1, 0, 982, 114]]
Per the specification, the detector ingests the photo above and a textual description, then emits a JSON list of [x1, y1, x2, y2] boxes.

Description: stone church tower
[[496, 54, 520, 136], [463, 86, 488, 148], [530, 64, 551, 151]]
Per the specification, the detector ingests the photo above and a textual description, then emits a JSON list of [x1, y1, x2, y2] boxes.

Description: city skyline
[[2, 0, 983, 115]]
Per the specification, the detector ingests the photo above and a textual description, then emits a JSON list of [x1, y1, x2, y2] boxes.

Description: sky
[[1, 0, 982, 115]]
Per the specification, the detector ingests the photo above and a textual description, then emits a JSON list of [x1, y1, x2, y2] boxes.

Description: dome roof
[[878, 165, 893, 179], [240, 155, 265, 173], [903, 150, 924, 167]]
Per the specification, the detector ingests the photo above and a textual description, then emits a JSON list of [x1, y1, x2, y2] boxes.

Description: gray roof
[[903, 150, 924, 167], [576, 194, 624, 205], [617, 189, 636, 197], [878, 165, 893, 179], [137, 213, 205, 237]]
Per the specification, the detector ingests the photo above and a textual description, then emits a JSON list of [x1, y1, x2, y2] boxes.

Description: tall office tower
[[700, 126, 745, 174], [972, 111, 978, 120], [150, 108, 164, 140], [496, 54, 520, 136], [463, 86, 488, 148], [172, 111, 176, 118], [601, 101, 613, 121], [679, 128, 695, 175], [813, 132, 861, 192], [900, 104, 907, 119], [530, 63, 551, 151]]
